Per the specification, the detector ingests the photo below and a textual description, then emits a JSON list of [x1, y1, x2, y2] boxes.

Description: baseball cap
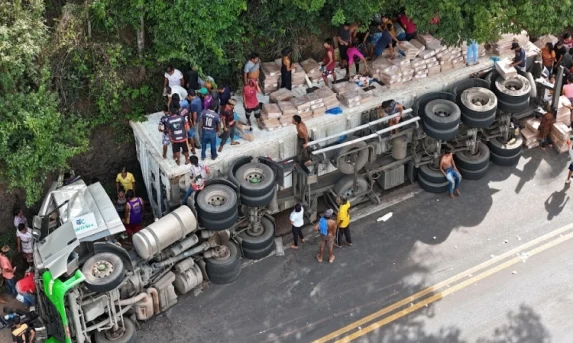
[[199, 87, 208, 95], [511, 42, 520, 50], [324, 209, 334, 217]]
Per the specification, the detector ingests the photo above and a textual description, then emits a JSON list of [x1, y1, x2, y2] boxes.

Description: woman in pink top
[[346, 47, 369, 79], [563, 76, 573, 102]]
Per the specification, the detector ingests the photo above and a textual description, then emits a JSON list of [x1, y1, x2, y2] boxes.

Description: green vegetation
[[1, 0, 572, 205]]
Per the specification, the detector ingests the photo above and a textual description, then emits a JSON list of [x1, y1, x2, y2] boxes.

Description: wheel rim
[[503, 79, 524, 91], [213, 245, 231, 260], [343, 149, 360, 165], [246, 223, 264, 237], [206, 190, 228, 207], [243, 167, 265, 184], [105, 324, 126, 340], [91, 260, 114, 279]]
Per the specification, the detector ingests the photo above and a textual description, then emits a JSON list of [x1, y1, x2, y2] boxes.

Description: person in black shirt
[[185, 65, 200, 91], [217, 85, 231, 107], [554, 40, 567, 72], [509, 42, 526, 72], [337, 23, 352, 72], [11, 317, 36, 343]]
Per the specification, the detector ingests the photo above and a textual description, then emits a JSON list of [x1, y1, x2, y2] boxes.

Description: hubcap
[[434, 109, 451, 117], [471, 96, 488, 106], [92, 260, 114, 278], [213, 245, 231, 260], [244, 168, 264, 184], [207, 192, 227, 207]]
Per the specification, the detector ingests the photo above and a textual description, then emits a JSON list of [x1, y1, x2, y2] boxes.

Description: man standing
[[123, 190, 144, 237], [219, 99, 240, 152], [116, 167, 135, 196], [188, 89, 203, 149], [565, 137, 573, 184], [336, 196, 352, 247], [243, 79, 262, 129], [292, 115, 312, 166], [0, 245, 16, 297], [200, 102, 221, 160], [200, 87, 213, 111], [163, 65, 184, 95], [314, 209, 337, 263], [159, 105, 171, 159], [289, 203, 305, 249], [337, 23, 352, 72], [440, 147, 462, 199], [322, 38, 337, 86], [218, 85, 231, 108], [181, 155, 210, 205], [185, 65, 200, 91], [166, 103, 191, 165], [509, 42, 526, 72], [244, 53, 262, 92]]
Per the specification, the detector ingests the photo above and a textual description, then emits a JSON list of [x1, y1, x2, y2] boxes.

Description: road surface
[[138, 147, 573, 343]]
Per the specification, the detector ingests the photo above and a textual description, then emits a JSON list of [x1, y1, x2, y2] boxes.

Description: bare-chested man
[[314, 209, 337, 263], [243, 53, 262, 92], [292, 115, 312, 166], [378, 99, 404, 133], [440, 147, 462, 199]]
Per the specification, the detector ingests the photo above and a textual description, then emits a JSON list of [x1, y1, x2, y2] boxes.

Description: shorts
[[322, 69, 334, 77], [319, 234, 335, 249], [187, 128, 195, 139], [125, 223, 142, 236], [569, 163, 573, 172], [245, 104, 261, 119], [172, 141, 189, 153], [162, 134, 170, 146]]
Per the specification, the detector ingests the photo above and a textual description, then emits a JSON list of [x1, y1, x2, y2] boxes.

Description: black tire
[[418, 175, 449, 193], [196, 184, 238, 221], [205, 242, 242, 284], [461, 112, 496, 128], [493, 75, 531, 103], [337, 137, 369, 174], [422, 121, 459, 141], [424, 99, 461, 130], [497, 98, 530, 114], [484, 70, 499, 89], [243, 240, 276, 260], [199, 209, 239, 231], [240, 187, 276, 207], [419, 164, 447, 183], [234, 162, 275, 197], [414, 92, 456, 118], [524, 72, 537, 98], [490, 150, 522, 166], [94, 318, 136, 343], [458, 164, 489, 180], [240, 216, 275, 250], [333, 175, 369, 203], [454, 143, 490, 171], [459, 87, 497, 119], [487, 136, 523, 157], [82, 253, 125, 293]]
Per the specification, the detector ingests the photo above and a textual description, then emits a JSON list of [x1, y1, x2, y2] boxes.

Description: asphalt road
[[138, 146, 573, 343]]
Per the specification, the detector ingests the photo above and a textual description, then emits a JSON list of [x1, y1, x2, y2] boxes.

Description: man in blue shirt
[[509, 42, 526, 72], [200, 102, 221, 160], [188, 89, 203, 149], [375, 23, 397, 58]]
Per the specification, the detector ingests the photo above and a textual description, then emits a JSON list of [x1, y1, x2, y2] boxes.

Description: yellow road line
[[334, 230, 573, 343], [313, 222, 573, 343]]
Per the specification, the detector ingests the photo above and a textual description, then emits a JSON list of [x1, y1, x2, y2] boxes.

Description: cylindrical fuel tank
[[133, 206, 197, 260], [391, 136, 408, 160]]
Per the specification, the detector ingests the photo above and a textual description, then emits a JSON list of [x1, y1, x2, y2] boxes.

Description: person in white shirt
[[163, 65, 184, 95], [289, 203, 305, 249], [181, 156, 210, 205], [16, 223, 33, 263], [566, 137, 573, 184], [166, 85, 188, 108]]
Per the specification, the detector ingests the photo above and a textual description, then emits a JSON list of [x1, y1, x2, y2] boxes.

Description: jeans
[[220, 125, 236, 146], [194, 122, 202, 148], [541, 135, 553, 148], [445, 167, 461, 195], [182, 187, 194, 206], [467, 42, 479, 65], [18, 292, 36, 307], [337, 225, 352, 245], [5, 278, 16, 297], [201, 131, 217, 160], [292, 225, 304, 246]]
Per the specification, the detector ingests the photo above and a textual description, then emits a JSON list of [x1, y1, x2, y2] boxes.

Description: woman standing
[[13, 209, 27, 230], [16, 223, 33, 263], [541, 42, 556, 76], [538, 110, 555, 151], [280, 47, 297, 90]]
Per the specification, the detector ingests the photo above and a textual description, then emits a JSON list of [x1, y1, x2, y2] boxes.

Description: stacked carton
[[556, 96, 572, 126], [292, 95, 313, 118], [306, 93, 326, 116], [417, 34, 442, 50], [261, 103, 283, 131], [551, 122, 573, 153], [291, 63, 307, 88], [269, 88, 294, 103], [278, 100, 297, 117], [410, 39, 426, 54], [262, 62, 281, 94], [491, 33, 529, 58], [398, 41, 420, 59], [314, 86, 340, 109], [522, 118, 540, 149], [425, 56, 441, 76], [534, 34, 559, 49], [495, 59, 518, 79], [300, 58, 322, 83]]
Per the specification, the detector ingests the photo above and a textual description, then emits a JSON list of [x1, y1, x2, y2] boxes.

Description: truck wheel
[[94, 318, 136, 343], [82, 252, 125, 293], [235, 162, 275, 197], [461, 112, 496, 128], [413, 92, 455, 118], [418, 164, 446, 183], [333, 175, 369, 204], [494, 75, 531, 103], [458, 164, 489, 180], [487, 137, 523, 157], [240, 187, 275, 208], [418, 175, 449, 193], [243, 241, 276, 260], [240, 216, 275, 250], [196, 184, 238, 221], [490, 150, 522, 166], [199, 209, 238, 231], [205, 242, 241, 284], [484, 70, 499, 89], [424, 99, 461, 130], [459, 87, 497, 119], [454, 142, 490, 171], [497, 98, 530, 114], [422, 121, 459, 141], [337, 137, 369, 174]]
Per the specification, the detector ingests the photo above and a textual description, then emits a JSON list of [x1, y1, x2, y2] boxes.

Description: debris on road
[[512, 270, 517, 275], [377, 212, 393, 222]]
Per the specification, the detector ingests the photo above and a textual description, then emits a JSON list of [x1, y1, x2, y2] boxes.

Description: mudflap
[[257, 156, 285, 187]]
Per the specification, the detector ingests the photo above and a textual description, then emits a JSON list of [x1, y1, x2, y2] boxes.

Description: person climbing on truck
[[244, 52, 262, 92], [166, 103, 192, 165], [181, 155, 210, 206], [509, 42, 526, 72], [378, 99, 404, 133], [292, 115, 312, 166], [243, 79, 262, 129], [159, 104, 172, 159], [315, 209, 337, 263], [440, 147, 462, 199], [123, 189, 144, 238], [116, 166, 136, 195], [336, 195, 352, 247]]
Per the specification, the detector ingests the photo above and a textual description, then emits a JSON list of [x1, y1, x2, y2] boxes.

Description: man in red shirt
[[16, 272, 36, 309], [219, 99, 240, 152], [398, 10, 417, 41], [322, 38, 337, 86], [242, 79, 262, 130]]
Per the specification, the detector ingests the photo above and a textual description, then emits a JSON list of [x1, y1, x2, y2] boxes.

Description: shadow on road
[[544, 184, 570, 220]]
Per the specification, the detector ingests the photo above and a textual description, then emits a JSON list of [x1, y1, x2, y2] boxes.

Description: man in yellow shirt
[[116, 167, 136, 195], [336, 196, 352, 247]]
